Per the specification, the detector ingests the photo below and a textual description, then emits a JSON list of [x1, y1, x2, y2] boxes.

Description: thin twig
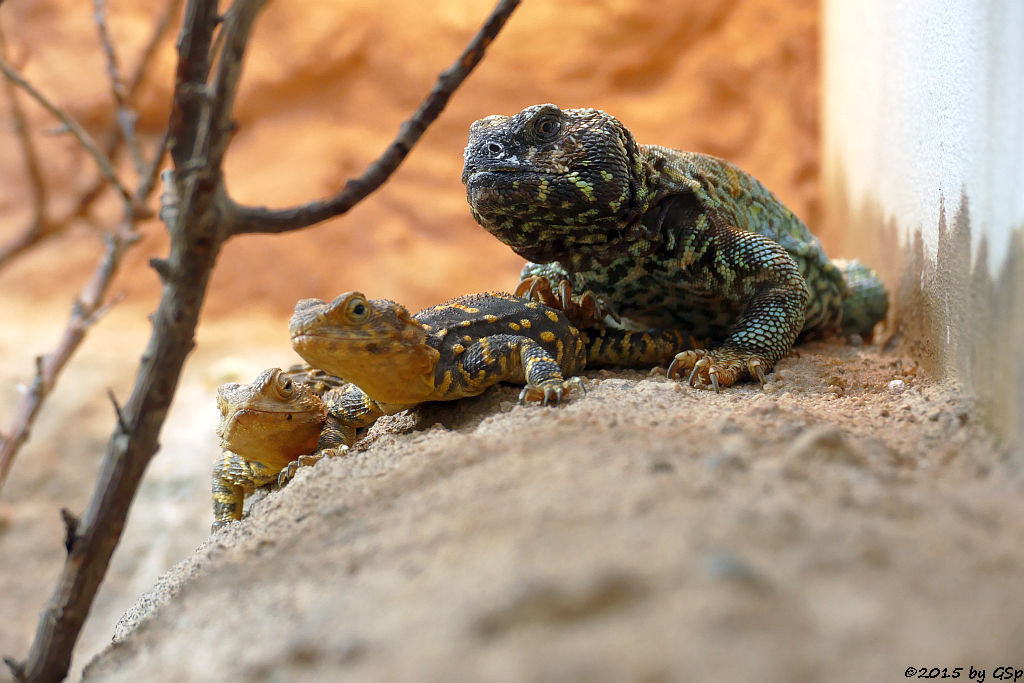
[[0, 22, 50, 266], [94, 0, 146, 176], [7, 0, 519, 679], [227, 0, 521, 236], [70, 0, 183, 218], [127, 0, 184, 99], [0, 55, 132, 205], [0, 223, 139, 487], [0, 127, 161, 483], [0, 0, 177, 269], [0, 15, 173, 489]]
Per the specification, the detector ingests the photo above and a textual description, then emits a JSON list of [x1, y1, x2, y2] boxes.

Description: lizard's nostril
[[487, 142, 503, 155]]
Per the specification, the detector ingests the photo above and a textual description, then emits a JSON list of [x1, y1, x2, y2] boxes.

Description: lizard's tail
[[585, 328, 690, 368], [835, 259, 889, 338]]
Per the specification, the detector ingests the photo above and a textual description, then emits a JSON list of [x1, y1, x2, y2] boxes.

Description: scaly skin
[[212, 367, 328, 530], [290, 290, 687, 407], [211, 365, 381, 530], [462, 104, 889, 390], [214, 290, 687, 530]]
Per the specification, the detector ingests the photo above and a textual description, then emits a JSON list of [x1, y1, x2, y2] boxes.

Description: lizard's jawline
[[227, 407, 312, 420]]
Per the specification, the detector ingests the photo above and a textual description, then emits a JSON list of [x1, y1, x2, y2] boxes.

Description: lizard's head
[[289, 292, 439, 405], [216, 368, 328, 470], [462, 104, 644, 262]]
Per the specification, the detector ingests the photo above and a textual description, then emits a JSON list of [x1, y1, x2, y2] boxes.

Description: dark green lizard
[[462, 104, 888, 390]]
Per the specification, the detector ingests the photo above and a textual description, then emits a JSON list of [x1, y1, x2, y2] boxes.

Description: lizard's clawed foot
[[667, 349, 770, 392], [516, 276, 619, 329], [518, 376, 584, 406], [276, 445, 350, 487]]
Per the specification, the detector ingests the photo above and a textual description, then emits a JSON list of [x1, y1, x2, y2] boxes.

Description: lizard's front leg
[[211, 452, 279, 531], [456, 334, 583, 406], [668, 224, 809, 391], [277, 384, 385, 487]]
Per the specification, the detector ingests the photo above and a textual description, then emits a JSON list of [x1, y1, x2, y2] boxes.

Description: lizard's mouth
[[290, 332, 395, 346], [462, 168, 556, 186]]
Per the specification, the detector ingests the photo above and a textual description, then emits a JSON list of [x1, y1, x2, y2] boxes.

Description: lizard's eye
[[346, 296, 369, 322], [277, 376, 294, 398], [534, 115, 561, 142]]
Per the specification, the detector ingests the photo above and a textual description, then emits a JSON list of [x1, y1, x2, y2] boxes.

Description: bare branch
[[93, 0, 146, 176], [68, 0, 182, 219], [0, 63, 170, 490], [0, 55, 133, 205], [10, 0, 519, 678], [0, 0, 175, 269], [0, 0, 173, 486], [10, 0, 246, 677], [0, 224, 138, 487], [226, 0, 521, 235]]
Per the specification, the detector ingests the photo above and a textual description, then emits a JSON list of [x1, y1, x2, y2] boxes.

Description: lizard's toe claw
[[278, 450, 335, 488], [688, 357, 710, 387], [543, 384, 565, 406], [603, 301, 622, 324], [277, 461, 297, 488], [557, 279, 573, 312], [523, 378, 581, 407], [709, 365, 721, 393], [297, 454, 320, 468], [748, 359, 768, 387], [517, 276, 613, 329]]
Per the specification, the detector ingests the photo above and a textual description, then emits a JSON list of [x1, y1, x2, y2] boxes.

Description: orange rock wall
[[0, 0, 819, 317]]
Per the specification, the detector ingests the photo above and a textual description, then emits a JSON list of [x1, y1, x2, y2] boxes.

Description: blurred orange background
[[0, 0, 819, 318]]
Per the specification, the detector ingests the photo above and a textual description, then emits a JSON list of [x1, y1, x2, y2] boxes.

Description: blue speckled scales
[[463, 104, 889, 387]]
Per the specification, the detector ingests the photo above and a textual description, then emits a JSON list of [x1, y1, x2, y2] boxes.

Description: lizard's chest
[[568, 254, 751, 339]]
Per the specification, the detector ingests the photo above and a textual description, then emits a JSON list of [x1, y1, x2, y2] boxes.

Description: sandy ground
[[3, 298, 1017, 682], [9, 2, 1019, 681]]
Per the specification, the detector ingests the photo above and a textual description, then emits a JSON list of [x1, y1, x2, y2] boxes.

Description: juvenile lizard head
[[289, 292, 440, 405], [462, 103, 645, 263], [216, 368, 328, 471]]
